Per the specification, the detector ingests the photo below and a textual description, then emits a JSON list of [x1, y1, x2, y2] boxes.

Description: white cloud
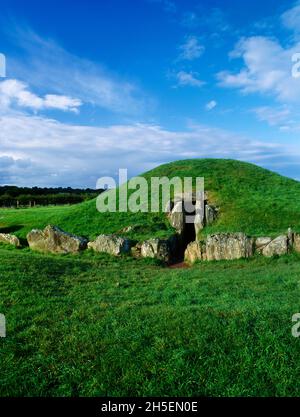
[[2, 19, 300, 187], [281, 1, 300, 33], [217, 36, 300, 103], [43, 95, 82, 113], [252, 106, 291, 126], [175, 71, 205, 88], [205, 100, 217, 111], [6, 27, 150, 115], [0, 79, 82, 112], [179, 36, 204, 60], [0, 111, 298, 187], [251, 105, 300, 132]]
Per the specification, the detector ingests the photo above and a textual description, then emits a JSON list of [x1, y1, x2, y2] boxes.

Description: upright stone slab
[[205, 233, 254, 261], [184, 241, 203, 264], [255, 237, 272, 253], [293, 233, 300, 253], [88, 235, 132, 256], [140, 238, 171, 263], [262, 235, 288, 257], [27, 225, 88, 254], [168, 201, 185, 234], [0, 233, 20, 247]]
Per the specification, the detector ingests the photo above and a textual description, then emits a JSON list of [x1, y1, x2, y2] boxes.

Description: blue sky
[[1, 0, 300, 186]]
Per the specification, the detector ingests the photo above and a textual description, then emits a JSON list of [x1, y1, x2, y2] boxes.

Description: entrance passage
[[183, 221, 196, 247], [174, 215, 196, 263]]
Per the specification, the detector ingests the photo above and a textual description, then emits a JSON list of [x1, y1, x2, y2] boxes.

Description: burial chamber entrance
[[183, 220, 196, 247], [167, 192, 218, 263], [167, 195, 203, 262]]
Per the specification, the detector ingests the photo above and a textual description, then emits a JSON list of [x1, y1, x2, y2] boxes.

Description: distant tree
[[0, 186, 104, 207]]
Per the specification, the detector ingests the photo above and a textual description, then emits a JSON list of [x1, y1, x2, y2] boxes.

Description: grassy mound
[[1, 158, 300, 241], [146, 158, 300, 237]]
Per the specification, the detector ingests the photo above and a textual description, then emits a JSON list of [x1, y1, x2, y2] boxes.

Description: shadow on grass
[[0, 224, 23, 234], [0, 225, 29, 247]]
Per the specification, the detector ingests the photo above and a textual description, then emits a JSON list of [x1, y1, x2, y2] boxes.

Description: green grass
[[2, 158, 300, 242], [2, 158, 300, 396], [0, 202, 174, 242], [1, 247, 300, 396], [145, 158, 300, 237]]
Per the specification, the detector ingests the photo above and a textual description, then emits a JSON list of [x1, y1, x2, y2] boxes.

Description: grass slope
[[145, 159, 300, 237], [0, 247, 300, 396], [1, 159, 300, 242]]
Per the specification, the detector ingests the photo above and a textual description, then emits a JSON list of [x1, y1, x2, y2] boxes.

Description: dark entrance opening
[[168, 199, 198, 265], [175, 215, 196, 263], [183, 221, 196, 247]]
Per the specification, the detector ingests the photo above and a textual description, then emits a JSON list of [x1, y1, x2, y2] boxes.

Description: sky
[[1, 0, 300, 187]]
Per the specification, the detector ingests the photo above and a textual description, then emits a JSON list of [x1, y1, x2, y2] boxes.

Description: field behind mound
[[1, 159, 300, 242], [0, 247, 300, 396]]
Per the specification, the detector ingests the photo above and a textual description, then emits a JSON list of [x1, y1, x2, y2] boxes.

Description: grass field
[[0, 247, 300, 396], [1, 159, 300, 397]]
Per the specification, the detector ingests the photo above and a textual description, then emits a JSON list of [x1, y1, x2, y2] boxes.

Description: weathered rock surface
[[140, 238, 173, 262], [255, 237, 272, 253], [131, 242, 142, 258], [184, 241, 202, 264], [0, 233, 20, 247], [166, 193, 217, 238], [27, 225, 88, 254], [205, 233, 254, 261], [185, 232, 294, 263], [184, 232, 254, 263], [288, 228, 294, 250], [88, 234, 132, 256], [293, 233, 300, 253], [205, 204, 218, 226], [261, 235, 288, 257], [168, 201, 185, 234]]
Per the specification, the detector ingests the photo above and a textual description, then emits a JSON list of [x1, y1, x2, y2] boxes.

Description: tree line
[[0, 186, 104, 208]]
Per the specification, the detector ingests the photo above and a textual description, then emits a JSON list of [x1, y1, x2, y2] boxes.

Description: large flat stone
[[88, 235, 132, 256], [27, 225, 88, 254], [262, 235, 288, 257]]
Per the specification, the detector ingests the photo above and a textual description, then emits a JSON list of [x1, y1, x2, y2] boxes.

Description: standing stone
[[255, 237, 272, 253], [287, 228, 294, 251], [131, 242, 142, 258], [168, 201, 185, 234], [205, 233, 254, 261], [293, 233, 300, 253], [184, 241, 203, 264], [0, 233, 20, 247], [164, 200, 174, 214], [262, 235, 288, 257], [194, 199, 205, 236], [205, 205, 218, 225], [140, 238, 171, 262], [88, 235, 132, 256], [27, 225, 88, 254], [194, 213, 204, 238], [167, 193, 217, 238]]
